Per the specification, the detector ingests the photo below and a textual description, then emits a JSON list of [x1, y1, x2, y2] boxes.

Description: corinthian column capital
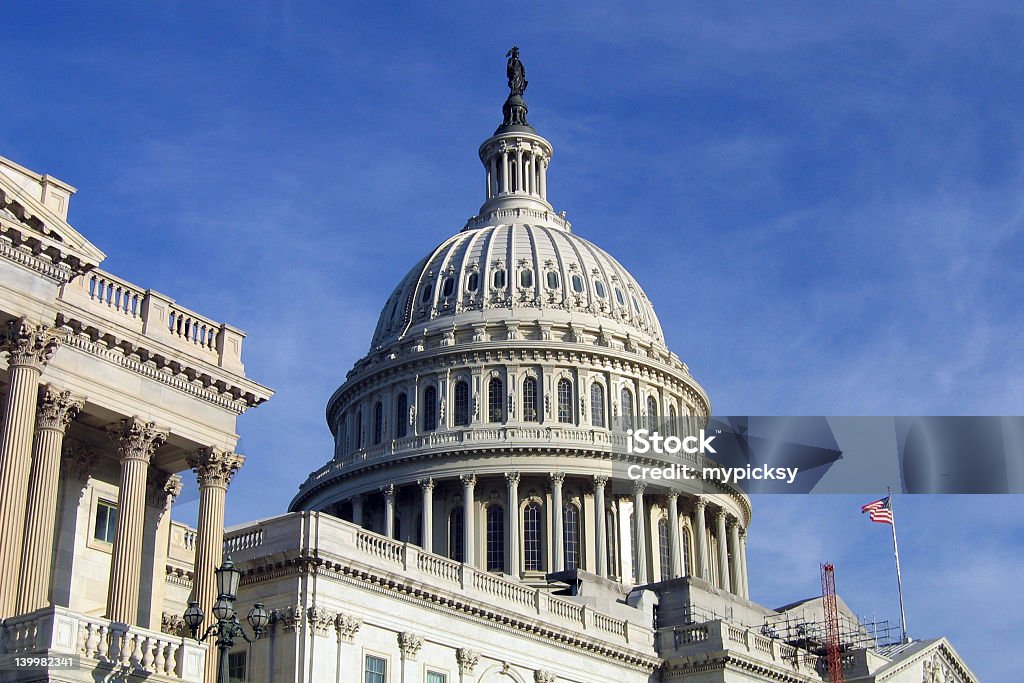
[[147, 470, 183, 508], [106, 417, 169, 463], [1, 318, 61, 370], [187, 447, 244, 489], [35, 385, 84, 432]]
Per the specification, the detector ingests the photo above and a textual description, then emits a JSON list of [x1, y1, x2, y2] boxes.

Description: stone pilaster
[[105, 417, 169, 625], [550, 472, 565, 572], [666, 491, 682, 579], [382, 484, 396, 538], [145, 471, 182, 629], [16, 385, 83, 613], [593, 476, 608, 578], [632, 481, 647, 584], [534, 671, 557, 683], [728, 520, 743, 595], [715, 510, 731, 591], [505, 472, 520, 576], [460, 474, 476, 565], [692, 497, 709, 581], [419, 479, 434, 552], [0, 318, 60, 617], [398, 631, 423, 683], [186, 446, 243, 683], [456, 647, 480, 683]]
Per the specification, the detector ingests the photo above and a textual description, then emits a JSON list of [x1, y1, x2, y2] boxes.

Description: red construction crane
[[821, 563, 844, 683]]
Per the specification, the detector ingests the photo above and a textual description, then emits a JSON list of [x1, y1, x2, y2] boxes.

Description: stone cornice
[[0, 233, 80, 283], [238, 554, 662, 673]]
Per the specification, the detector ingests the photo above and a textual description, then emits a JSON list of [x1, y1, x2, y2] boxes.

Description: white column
[[419, 480, 434, 552], [505, 472, 520, 576], [632, 482, 648, 584], [17, 386, 83, 614], [501, 152, 510, 194], [0, 319, 59, 618], [739, 527, 750, 598], [667, 491, 682, 579], [550, 473, 565, 572], [461, 474, 476, 565], [351, 494, 365, 527], [715, 510, 731, 591], [457, 648, 480, 683], [693, 497, 709, 581], [729, 519, 743, 594], [515, 149, 524, 192], [539, 159, 548, 199], [593, 475, 608, 578], [107, 418, 169, 625], [382, 484, 396, 538]]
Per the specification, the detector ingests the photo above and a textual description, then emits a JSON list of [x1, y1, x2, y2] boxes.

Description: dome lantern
[[476, 48, 558, 222]]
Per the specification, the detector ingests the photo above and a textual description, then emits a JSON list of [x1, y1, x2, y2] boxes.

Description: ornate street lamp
[[182, 556, 269, 683]]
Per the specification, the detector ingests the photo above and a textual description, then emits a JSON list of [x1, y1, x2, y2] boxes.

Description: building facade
[[0, 55, 979, 683]]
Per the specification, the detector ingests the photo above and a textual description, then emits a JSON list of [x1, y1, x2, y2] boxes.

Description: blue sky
[[4, 3, 1022, 679]]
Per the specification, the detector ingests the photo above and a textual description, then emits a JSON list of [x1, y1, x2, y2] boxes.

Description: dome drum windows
[[557, 378, 573, 424], [620, 387, 634, 431], [466, 272, 480, 292], [492, 269, 507, 289], [590, 382, 605, 428], [519, 269, 533, 289], [420, 282, 434, 304], [522, 376, 539, 422], [488, 376, 504, 422], [545, 271, 560, 290], [594, 280, 607, 299], [571, 274, 584, 293], [523, 501, 543, 571], [395, 393, 408, 439], [453, 380, 470, 426], [423, 386, 438, 432], [441, 277, 455, 298]]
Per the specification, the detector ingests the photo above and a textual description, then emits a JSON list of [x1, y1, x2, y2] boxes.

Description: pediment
[[872, 638, 979, 683], [0, 157, 105, 273]]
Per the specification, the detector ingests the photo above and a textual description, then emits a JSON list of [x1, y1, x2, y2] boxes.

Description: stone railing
[[57, 268, 246, 374], [224, 512, 643, 648], [664, 620, 820, 674], [0, 606, 206, 682], [168, 521, 197, 565]]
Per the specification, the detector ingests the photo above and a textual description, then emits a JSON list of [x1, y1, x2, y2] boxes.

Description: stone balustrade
[[57, 268, 246, 374], [0, 606, 206, 682], [662, 619, 821, 675], [223, 511, 643, 647]]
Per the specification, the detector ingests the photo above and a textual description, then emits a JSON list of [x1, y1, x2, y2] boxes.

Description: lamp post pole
[[183, 557, 269, 683]]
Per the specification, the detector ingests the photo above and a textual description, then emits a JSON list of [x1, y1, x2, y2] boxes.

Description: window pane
[[486, 505, 505, 571], [488, 378, 503, 422], [396, 394, 408, 438], [454, 381, 470, 426], [590, 383, 605, 427], [563, 504, 580, 570], [442, 277, 455, 297], [423, 387, 438, 432], [467, 272, 479, 292], [520, 269, 533, 288], [557, 379, 572, 423], [373, 401, 383, 445], [421, 283, 433, 303], [546, 271, 559, 289], [365, 655, 386, 683], [449, 508, 464, 563], [228, 652, 246, 683], [658, 518, 670, 580], [522, 377, 538, 422], [493, 270, 506, 289], [427, 673, 447, 683], [571, 274, 584, 293], [523, 503, 542, 571], [621, 389, 634, 431], [94, 502, 117, 543]]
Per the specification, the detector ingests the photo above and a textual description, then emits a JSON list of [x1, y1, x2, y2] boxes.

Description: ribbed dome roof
[[370, 222, 665, 350]]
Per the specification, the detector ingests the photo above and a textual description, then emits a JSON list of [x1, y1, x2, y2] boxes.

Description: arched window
[[486, 505, 505, 572], [658, 517, 670, 580], [488, 377, 503, 422], [522, 377, 539, 422], [668, 404, 678, 438], [590, 383, 605, 427], [605, 507, 618, 578], [467, 272, 479, 292], [563, 504, 581, 570], [395, 393, 408, 438], [523, 502, 542, 571], [453, 380, 470, 426], [355, 409, 363, 449], [492, 269, 506, 289], [422, 386, 438, 432], [682, 526, 692, 577], [373, 401, 383, 445], [620, 387, 634, 431], [647, 395, 658, 431], [449, 508, 464, 563], [557, 378, 573, 423]]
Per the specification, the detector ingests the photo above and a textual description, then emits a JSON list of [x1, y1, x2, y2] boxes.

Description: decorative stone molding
[[161, 612, 186, 636], [1, 318, 61, 370], [60, 441, 98, 484], [381, 483, 396, 496], [307, 606, 337, 635], [456, 648, 480, 675], [274, 606, 303, 633], [35, 385, 83, 432], [534, 671, 557, 683], [106, 416, 169, 463], [550, 472, 565, 486], [505, 472, 521, 486], [397, 631, 423, 660], [147, 470, 183, 508], [460, 473, 477, 487], [335, 613, 362, 642], [187, 447, 244, 489], [593, 474, 609, 490], [632, 480, 646, 496]]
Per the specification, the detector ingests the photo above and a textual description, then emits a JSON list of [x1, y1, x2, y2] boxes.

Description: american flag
[[861, 496, 893, 525]]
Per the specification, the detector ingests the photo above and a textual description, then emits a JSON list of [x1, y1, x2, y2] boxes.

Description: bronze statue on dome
[[506, 46, 528, 96]]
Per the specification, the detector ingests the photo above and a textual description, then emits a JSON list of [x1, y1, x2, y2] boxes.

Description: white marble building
[[0, 55, 979, 683]]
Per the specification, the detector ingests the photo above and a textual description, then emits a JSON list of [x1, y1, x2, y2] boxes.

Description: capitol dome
[[292, 52, 750, 595]]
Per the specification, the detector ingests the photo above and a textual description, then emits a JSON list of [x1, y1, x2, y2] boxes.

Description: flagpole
[[888, 488, 909, 643]]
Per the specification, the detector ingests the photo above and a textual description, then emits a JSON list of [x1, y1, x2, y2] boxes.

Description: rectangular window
[[365, 654, 387, 683], [228, 652, 246, 683], [427, 673, 447, 683], [93, 500, 117, 543]]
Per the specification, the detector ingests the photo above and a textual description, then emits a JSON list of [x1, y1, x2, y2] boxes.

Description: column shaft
[[632, 483, 647, 584], [693, 498, 709, 581], [383, 485, 396, 538], [593, 476, 608, 578], [17, 387, 82, 613], [715, 511, 731, 591], [420, 480, 434, 552], [728, 521, 743, 595], [739, 529, 750, 598], [0, 320, 58, 618], [550, 473, 565, 572], [667, 493, 682, 579], [505, 473, 520, 576], [352, 494, 365, 527], [461, 475, 476, 565]]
